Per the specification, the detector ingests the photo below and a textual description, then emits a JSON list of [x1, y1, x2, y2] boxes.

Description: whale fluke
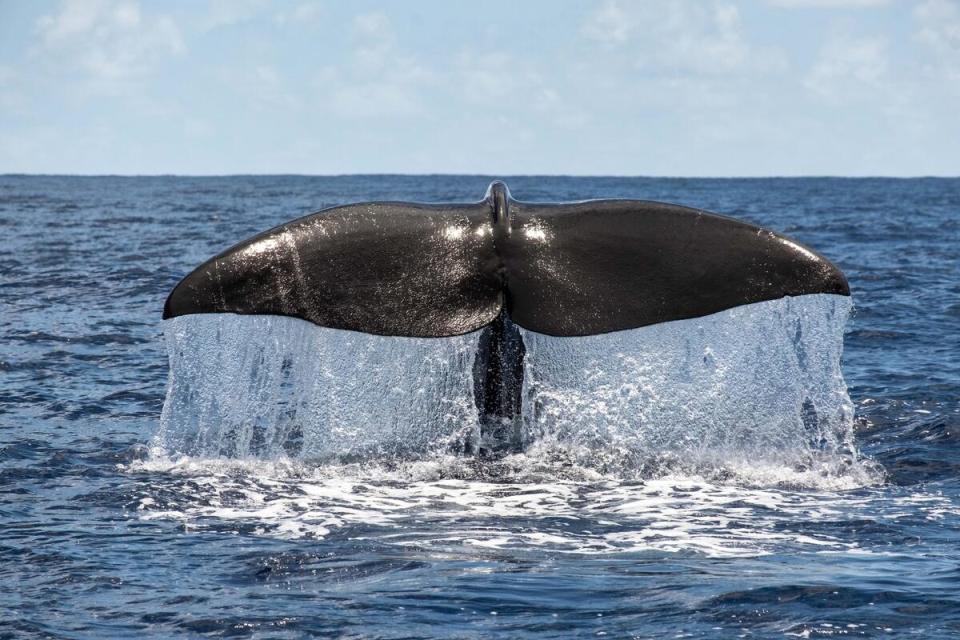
[[164, 181, 849, 337], [164, 181, 849, 446]]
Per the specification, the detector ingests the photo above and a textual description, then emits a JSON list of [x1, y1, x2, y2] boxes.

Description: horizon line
[[2, 173, 958, 180]]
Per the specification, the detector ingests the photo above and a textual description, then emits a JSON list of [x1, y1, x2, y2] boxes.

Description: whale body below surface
[[164, 181, 850, 453]]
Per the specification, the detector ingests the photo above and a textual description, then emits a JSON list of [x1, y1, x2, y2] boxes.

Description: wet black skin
[[164, 181, 849, 446], [471, 308, 526, 455]]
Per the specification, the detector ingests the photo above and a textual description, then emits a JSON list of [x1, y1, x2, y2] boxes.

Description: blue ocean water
[[1, 175, 958, 638]]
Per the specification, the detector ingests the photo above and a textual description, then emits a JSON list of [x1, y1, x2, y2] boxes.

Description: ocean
[[1, 175, 958, 638]]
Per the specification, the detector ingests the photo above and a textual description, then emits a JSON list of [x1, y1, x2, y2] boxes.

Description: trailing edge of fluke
[[163, 181, 849, 338]]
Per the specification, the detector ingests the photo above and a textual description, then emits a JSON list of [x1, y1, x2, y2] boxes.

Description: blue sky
[[0, 0, 957, 176]]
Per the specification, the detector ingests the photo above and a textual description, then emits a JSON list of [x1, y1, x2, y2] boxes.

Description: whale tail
[[164, 181, 849, 444]]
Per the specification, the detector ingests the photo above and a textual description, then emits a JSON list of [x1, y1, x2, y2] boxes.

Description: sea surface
[[1, 175, 958, 639]]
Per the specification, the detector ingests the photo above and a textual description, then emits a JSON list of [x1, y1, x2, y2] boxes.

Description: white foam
[[124, 456, 936, 558]]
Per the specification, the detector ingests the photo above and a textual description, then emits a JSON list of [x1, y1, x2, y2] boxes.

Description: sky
[[0, 0, 958, 176]]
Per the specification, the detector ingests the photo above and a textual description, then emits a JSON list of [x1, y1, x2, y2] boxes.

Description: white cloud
[[274, 2, 324, 27], [582, 0, 785, 75], [220, 63, 302, 112], [35, 0, 184, 84], [766, 0, 889, 7], [582, 1, 634, 45], [37, 0, 106, 41], [913, 0, 960, 82], [353, 11, 391, 39], [351, 11, 397, 72], [804, 35, 888, 100], [0, 65, 27, 115], [330, 83, 423, 119], [915, 0, 960, 52], [201, 0, 267, 31], [318, 13, 432, 119], [455, 52, 527, 103], [453, 51, 588, 128]]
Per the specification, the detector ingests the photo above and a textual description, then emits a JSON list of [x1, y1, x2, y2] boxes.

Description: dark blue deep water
[[1, 175, 958, 639]]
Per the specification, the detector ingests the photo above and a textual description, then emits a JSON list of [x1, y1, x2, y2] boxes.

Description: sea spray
[[156, 315, 482, 460], [155, 295, 876, 486], [518, 294, 869, 483]]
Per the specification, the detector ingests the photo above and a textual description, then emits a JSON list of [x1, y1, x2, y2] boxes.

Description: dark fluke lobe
[[163, 181, 850, 338]]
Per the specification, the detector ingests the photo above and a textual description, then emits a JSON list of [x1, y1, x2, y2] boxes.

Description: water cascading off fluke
[[157, 182, 859, 478]]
